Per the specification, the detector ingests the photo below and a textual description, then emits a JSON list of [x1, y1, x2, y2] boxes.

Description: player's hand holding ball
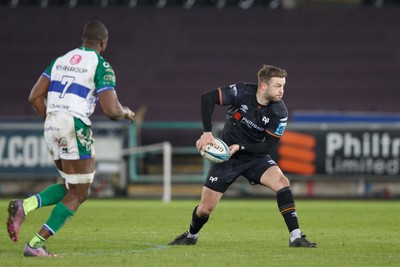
[[197, 133, 230, 164]]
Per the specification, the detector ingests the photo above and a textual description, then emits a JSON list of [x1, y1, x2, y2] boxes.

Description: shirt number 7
[[59, 76, 75, 98]]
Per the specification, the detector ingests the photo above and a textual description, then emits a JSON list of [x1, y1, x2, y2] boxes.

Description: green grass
[[0, 199, 399, 267]]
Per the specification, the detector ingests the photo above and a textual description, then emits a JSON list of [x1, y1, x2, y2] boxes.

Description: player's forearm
[[30, 99, 47, 120], [105, 105, 126, 120], [28, 76, 49, 120], [200, 89, 220, 132]]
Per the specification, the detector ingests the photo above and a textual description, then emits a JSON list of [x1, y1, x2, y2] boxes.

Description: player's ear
[[260, 81, 268, 90], [100, 37, 108, 53]]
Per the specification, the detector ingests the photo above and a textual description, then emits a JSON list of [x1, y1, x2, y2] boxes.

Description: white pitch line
[[58, 240, 170, 256]]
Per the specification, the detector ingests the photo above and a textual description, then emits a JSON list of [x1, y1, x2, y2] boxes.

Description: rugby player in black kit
[[169, 65, 316, 248]]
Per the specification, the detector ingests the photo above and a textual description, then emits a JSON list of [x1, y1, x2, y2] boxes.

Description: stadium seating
[[1, 4, 399, 122]]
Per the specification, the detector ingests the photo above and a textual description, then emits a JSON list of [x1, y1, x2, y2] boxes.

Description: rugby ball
[[200, 138, 230, 164]]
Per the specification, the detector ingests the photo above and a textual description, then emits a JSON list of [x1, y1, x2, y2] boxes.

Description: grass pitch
[[0, 198, 399, 267]]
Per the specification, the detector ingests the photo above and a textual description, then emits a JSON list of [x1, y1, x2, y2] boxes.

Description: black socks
[[189, 206, 209, 235], [276, 186, 300, 232]]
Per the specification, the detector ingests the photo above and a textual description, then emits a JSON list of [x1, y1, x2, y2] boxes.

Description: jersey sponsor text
[[55, 64, 88, 74]]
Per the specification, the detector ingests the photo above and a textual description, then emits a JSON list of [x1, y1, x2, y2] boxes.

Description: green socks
[[28, 203, 74, 248], [37, 184, 67, 207], [43, 202, 75, 235], [23, 184, 67, 215], [25, 185, 73, 249]]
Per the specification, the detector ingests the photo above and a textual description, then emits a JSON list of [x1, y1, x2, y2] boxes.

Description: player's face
[[265, 77, 285, 102]]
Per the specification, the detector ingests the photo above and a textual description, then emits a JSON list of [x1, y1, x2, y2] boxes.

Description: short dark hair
[[82, 20, 108, 42]]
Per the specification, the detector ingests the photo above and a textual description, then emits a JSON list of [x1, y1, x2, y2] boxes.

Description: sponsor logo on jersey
[[262, 116, 270, 124], [240, 116, 264, 132], [55, 137, 68, 148], [233, 112, 242, 121], [240, 105, 248, 112], [103, 74, 116, 82], [274, 117, 288, 136], [70, 55, 82, 65], [44, 126, 60, 132], [229, 84, 238, 96], [49, 104, 70, 110], [56, 64, 88, 74]]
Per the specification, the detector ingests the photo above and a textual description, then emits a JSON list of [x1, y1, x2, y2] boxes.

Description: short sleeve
[[95, 58, 116, 94]]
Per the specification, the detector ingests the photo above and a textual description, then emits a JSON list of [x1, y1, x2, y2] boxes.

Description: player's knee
[[277, 175, 290, 190], [61, 172, 94, 203], [67, 184, 90, 204], [78, 189, 90, 204], [78, 186, 91, 201]]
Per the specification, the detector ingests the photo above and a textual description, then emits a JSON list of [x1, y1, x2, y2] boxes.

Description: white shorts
[[44, 112, 95, 161]]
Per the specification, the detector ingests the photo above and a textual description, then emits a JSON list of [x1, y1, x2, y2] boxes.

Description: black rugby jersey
[[218, 82, 288, 158]]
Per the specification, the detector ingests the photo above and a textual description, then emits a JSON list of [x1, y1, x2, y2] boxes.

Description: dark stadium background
[[1, 1, 399, 122]]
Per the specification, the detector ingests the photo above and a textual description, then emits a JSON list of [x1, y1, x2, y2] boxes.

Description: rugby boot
[[23, 244, 58, 257], [6, 199, 25, 242], [289, 233, 317, 248], [169, 231, 198, 245]]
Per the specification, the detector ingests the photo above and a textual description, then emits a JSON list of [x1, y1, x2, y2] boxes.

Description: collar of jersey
[[79, 46, 98, 54]]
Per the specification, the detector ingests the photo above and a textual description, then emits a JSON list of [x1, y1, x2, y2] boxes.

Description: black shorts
[[204, 155, 277, 193]]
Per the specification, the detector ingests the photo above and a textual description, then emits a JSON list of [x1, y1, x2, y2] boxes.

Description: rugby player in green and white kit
[[6, 20, 135, 257]]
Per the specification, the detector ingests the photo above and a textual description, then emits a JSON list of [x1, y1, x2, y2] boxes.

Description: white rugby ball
[[200, 138, 230, 164]]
